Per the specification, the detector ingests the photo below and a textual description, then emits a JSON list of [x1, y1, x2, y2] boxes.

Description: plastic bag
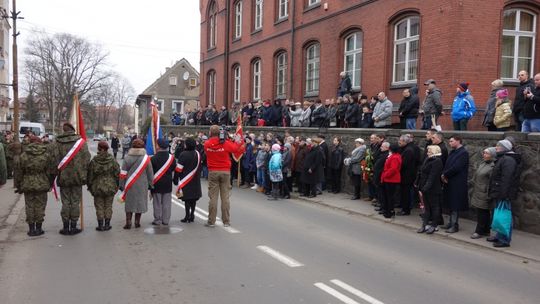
[[491, 200, 512, 238]]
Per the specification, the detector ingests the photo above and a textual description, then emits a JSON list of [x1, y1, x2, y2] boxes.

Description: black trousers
[[350, 174, 362, 198], [329, 168, 343, 193], [304, 183, 317, 197], [382, 183, 399, 216], [183, 199, 197, 219], [400, 183, 412, 212], [475, 208, 492, 235], [422, 193, 441, 227]]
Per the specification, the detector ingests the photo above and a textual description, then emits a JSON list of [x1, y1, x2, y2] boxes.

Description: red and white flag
[[232, 114, 243, 162]]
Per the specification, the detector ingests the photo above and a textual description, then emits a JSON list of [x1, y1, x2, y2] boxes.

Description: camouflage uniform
[[87, 150, 120, 230], [52, 131, 90, 234], [4, 138, 13, 179], [7, 141, 22, 182], [0, 142, 6, 186], [14, 143, 54, 236]]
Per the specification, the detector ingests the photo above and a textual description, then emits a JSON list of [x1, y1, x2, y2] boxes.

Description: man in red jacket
[[204, 125, 245, 227]]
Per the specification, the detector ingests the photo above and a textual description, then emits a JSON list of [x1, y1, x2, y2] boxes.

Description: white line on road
[[314, 283, 360, 304], [331, 279, 385, 304], [172, 199, 240, 233], [256, 245, 304, 268]]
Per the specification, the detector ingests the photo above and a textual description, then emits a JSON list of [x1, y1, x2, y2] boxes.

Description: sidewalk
[[290, 190, 540, 263], [0, 180, 24, 242]]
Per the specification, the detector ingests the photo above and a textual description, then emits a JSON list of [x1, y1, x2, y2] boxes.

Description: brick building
[[200, 0, 540, 130]]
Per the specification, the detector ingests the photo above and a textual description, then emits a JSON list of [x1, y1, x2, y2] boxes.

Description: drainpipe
[[224, 0, 231, 109], [289, 0, 296, 99]]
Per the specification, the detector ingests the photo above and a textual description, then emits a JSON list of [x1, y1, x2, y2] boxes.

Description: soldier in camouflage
[[4, 132, 14, 179], [14, 136, 55, 236], [87, 141, 120, 231], [52, 123, 91, 235]]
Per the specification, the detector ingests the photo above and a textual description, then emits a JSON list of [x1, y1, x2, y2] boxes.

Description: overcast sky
[[16, 0, 200, 95]]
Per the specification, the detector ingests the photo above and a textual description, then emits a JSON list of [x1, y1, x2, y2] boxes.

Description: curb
[[292, 194, 540, 264], [0, 193, 23, 243]]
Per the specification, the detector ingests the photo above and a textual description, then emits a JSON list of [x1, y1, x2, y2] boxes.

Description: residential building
[[0, 0, 10, 123], [199, 0, 540, 129]]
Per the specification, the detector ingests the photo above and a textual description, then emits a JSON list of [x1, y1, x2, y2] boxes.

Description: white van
[[19, 121, 46, 140]]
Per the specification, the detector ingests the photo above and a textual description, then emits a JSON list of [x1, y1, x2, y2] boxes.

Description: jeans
[[522, 118, 540, 132], [406, 118, 417, 130], [256, 168, 266, 187], [453, 119, 468, 131], [421, 114, 437, 130]]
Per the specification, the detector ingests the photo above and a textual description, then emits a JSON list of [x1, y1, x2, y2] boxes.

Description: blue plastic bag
[[491, 200, 512, 238]]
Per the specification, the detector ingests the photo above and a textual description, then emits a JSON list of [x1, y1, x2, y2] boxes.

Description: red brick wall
[[200, 0, 540, 130]]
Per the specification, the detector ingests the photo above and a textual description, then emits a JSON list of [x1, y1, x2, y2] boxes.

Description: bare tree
[[23, 31, 111, 132]]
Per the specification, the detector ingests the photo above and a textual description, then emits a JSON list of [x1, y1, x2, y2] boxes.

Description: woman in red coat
[[380, 144, 402, 218]]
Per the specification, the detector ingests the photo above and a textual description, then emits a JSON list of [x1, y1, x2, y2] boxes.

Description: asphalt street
[[0, 141, 539, 304]]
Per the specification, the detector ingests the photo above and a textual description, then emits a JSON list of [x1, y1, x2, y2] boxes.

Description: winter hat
[[497, 139, 513, 152], [458, 82, 470, 92], [132, 139, 145, 149], [157, 138, 169, 149], [284, 143, 292, 150], [272, 144, 281, 152], [484, 147, 497, 159], [98, 141, 109, 151], [63, 122, 75, 132], [496, 89, 509, 99]]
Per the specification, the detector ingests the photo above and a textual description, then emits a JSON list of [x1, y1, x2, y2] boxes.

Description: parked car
[[93, 134, 106, 141]]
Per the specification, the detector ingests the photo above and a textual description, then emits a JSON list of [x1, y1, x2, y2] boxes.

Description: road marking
[[314, 283, 360, 304], [256, 245, 304, 268], [331, 279, 385, 304], [172, 199, 240, 233]]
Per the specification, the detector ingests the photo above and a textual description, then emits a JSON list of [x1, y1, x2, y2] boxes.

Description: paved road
[[1, 142, 539, 304]]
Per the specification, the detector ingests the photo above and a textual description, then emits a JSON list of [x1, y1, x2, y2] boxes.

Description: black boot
[[96, 219, 104, 231], [59, 221, 70, 235], [134, 213, 141, 228], [27, 223, 36, 237], [104, 219, 112, 231], [69, 220, 82, 235], [189, 204, 196, 223], [35, 223, 44, 236]]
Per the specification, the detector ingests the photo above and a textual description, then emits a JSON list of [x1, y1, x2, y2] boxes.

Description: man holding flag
[[52, 103, 91, 235]]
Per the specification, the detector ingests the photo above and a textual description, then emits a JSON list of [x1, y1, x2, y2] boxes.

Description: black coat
[[150, 151, 177, 194], [328, 145, 345, 170], [400, 142, 420, 185], [514, 78, 534, 114], [398, 95, 419, 118], [311, 106, 327, 128], [524, 86, 540, 119], [443, 146, 469, 211], [373, 150, 389, 186], [489, 152, 521, 201], [301, 147, 323, 185], [111, 137, 120, 150], [175, 150, 202, 201], [319, 141, 329, 168], [218, 110, 229, 126], [417, 156, 443, 194], [345, 103, 359, 125]]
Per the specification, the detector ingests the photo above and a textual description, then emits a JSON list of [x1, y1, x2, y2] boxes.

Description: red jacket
[[204, 137, 245, 172], [381, 153, 402, 184]]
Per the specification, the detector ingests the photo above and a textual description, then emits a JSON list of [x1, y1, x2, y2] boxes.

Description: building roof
[[142, 58, 200, 95]]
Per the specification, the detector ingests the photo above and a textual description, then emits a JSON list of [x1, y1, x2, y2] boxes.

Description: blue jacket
[[451, 91, 476, 121], [269, 151, 282, 173], [242, 143, 256, 172]]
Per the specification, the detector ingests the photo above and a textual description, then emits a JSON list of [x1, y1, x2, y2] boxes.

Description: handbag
[[491, 200, 512, 238]]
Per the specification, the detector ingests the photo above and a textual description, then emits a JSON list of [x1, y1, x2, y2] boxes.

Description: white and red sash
[[176, 151, 200, 194], [152, 154, 175, 184], [120, 155, 151, 201], [52, 138, 86, 201]]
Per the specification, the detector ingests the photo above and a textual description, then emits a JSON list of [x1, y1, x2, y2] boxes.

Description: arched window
[[234, 1, 242, 39], [344, 31, 363, 89], [502, 9, 536, 79], [393, 16, 419, 83], [305, 43, 320, 95], [252, 59, 262, 100], [276, 52, 287, 98], [233, 65, 241, 103], [254, 0, 263, 30], [207, 70, 216, 105], [208, 1, 217, 48]]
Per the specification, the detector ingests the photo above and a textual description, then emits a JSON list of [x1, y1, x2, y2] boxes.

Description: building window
[[308, 0, 320, 7], [172, 100, 184, 114], [344, 31, 363, 89], [234, 1, 242, 39], [502, 9, 536, 79], [252, 59, 262, 100], [278, 0, 288, 19], [233, 65, 241, 103], [207, 70, 216, 105], [169, 75, 177, 86], [156, 99, 165, 114], [276, 52, 287, 98], [305, 43, 320, 95], [393, 16, 419, 84], [254, 0, 263, 30], [208, 1, 217, 49]]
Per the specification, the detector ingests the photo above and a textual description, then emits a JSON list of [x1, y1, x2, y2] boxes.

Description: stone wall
[[163, 125, 540, 235]]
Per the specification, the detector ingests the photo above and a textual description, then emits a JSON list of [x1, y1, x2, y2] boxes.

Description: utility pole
[[4, 0, 22, 138]]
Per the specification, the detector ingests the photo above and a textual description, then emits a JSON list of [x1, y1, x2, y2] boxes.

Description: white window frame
[[278, 0, 288, 19], [234, 1, 242, 39], [276, 52, 287, 98], [254, 0, 263, 30], [169, 75, 177, 86], [233, 65, 241, 103], [208, 71, 216, 105], [209, 3, 217, 49], [344, 32, 363, 89], [392, 16, 419, 84], [253, 60, 262, 101], [308, 0, 320, 6], [156, 99, 165, 114], [171, 100, 185, 114], [501, 9, 536, 80], [305, 43, 320, 95]]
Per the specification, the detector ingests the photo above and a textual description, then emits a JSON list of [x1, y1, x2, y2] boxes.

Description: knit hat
[[497, 139, 513, 152], [484, 147, 497, 159], [458, 82, 470, 92], [272, 144, 281, 151], [496, 89, 509, 99], [157, 138, 169, 149]]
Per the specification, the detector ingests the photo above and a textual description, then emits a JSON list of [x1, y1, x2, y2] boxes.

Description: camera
[[219, 125, 231, 143]]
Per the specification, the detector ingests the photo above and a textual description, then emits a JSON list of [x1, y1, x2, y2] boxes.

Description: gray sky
[[17, 0, 200, 94]]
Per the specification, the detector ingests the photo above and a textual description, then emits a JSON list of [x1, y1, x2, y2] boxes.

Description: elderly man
[[483, 79, 504, 131], [373, 92, 393, 128], [337, 71, 352, 97], [397, 134, 419, 215], [421, 79, 443, 130]]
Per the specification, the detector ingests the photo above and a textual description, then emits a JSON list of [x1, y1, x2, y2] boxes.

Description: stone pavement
[[0, 179, 23, 242], [289, 190, 540, 263]]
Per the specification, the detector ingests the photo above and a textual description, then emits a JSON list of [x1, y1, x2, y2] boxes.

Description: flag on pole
[[145, 100, 163, 155], [69, 93, 87, 140], [232, 114, 243, 162]]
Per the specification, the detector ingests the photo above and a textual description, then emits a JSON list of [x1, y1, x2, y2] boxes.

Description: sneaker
[[470, 233, 482, 239], [204, 223, 215, 228], [250, 185, 258, 190]]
